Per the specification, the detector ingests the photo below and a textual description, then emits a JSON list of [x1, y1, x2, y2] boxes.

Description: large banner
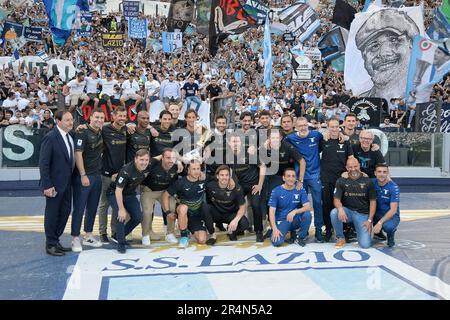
[[23, 26, 43, 41], [415, 102, 450, 133], [102, 32, 124, 48], [75, 11, 93, 38], [128, 18, 148, 39], [344, 97, 387, 128], [1, 125, 48, 167], [162, 31, 182, 53], [244, 0, 269, 25], [2, 22, 43, 42], [209, 0, 257, 55], [291, 55, 313, 82], [344, 7, 425, 103], [167, 0, 195, 32], [277, 2, 321, 43], [405, 36, 450, 104], [123, 0, 141, 18], [78, 98, 140, 124], [0, 56, 76, 81]]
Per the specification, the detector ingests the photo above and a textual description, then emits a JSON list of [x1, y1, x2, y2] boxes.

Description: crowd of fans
[[0, 0, 448, 132]]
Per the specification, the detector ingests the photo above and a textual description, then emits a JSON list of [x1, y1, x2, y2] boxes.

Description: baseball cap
[[356, 9, 419, 51]]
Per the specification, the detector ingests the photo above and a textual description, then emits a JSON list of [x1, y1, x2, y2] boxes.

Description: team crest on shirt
[[170, 173, 176, 178], [338, 144, 344, 149], [77, 139, 82, 146], [384, 189, 389, 195], [199, 183, 204, 189], [294, 194, 299, 200], [226, 191, 231, 197], [280, 152, 285, 158], [118, 177, 124, 184], [310, 138, 315, 143], [144, 173, 149, 178], [359, 183, 366, 189]]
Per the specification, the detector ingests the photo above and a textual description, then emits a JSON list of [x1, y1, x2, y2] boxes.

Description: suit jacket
[[39, 127, 75, 193]]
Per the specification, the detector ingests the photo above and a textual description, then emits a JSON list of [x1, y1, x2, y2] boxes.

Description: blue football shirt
[[285, 130, 322, 180], [268, 185, 309, 221], [372, 178, 400, 217]]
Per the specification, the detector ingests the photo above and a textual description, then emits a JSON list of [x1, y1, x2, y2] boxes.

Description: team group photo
[[0, 0, 449, 301]]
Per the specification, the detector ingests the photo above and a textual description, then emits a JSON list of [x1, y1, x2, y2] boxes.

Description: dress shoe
[[46, 246, 65, 256], [56, 242, 72, 252]]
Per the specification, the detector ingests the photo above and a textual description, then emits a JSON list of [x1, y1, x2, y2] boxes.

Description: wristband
[[368, 219, 372, 223]]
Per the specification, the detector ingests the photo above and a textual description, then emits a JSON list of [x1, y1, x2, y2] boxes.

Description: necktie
[[65, 134, 73, 166]]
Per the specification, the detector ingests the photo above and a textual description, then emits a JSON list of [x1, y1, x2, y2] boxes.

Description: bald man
[[331, 158, 377, 249]]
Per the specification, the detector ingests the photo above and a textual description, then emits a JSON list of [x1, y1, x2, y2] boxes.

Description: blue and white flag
[[162, 31, 182, 53], [37, 49, 51, 62], [277, 2, 320, 43], [42, 0, 89, 46], [405, 35, 450, 104], [128, 18, 148, 39], [263, 17, 272, 88], [426, 8, 450, 40]]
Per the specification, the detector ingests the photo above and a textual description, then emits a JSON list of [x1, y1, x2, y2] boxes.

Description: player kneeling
[[269, 168, 312, 247]]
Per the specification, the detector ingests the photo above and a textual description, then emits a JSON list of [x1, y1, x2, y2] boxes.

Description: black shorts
[[187, 214, 207, 233]]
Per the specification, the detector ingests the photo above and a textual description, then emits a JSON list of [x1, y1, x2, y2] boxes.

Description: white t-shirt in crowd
[[37, 89, 49, 103], [258, 95, 271, 108], [144, 80, 160, 96], [67, 79, 86, 95], [100, 78, 119, 96], [2, 98, 18, 110], [85, 77, 101, 94], [17, 98, 30, 111], [122, 79, 139, 95]]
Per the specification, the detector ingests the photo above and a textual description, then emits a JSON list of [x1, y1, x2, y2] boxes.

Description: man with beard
[[140, 149, 179, 246], [97, 107, 128, 243], [204, 115, 228, 178], [356, 9, 419, 102], [227, 133, 266, 242], [205, 165, 250, 242], [150, 110, 176, 157]]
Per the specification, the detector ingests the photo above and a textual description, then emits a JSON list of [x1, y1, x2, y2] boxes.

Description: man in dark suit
[[39, 110, 75, 256]]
